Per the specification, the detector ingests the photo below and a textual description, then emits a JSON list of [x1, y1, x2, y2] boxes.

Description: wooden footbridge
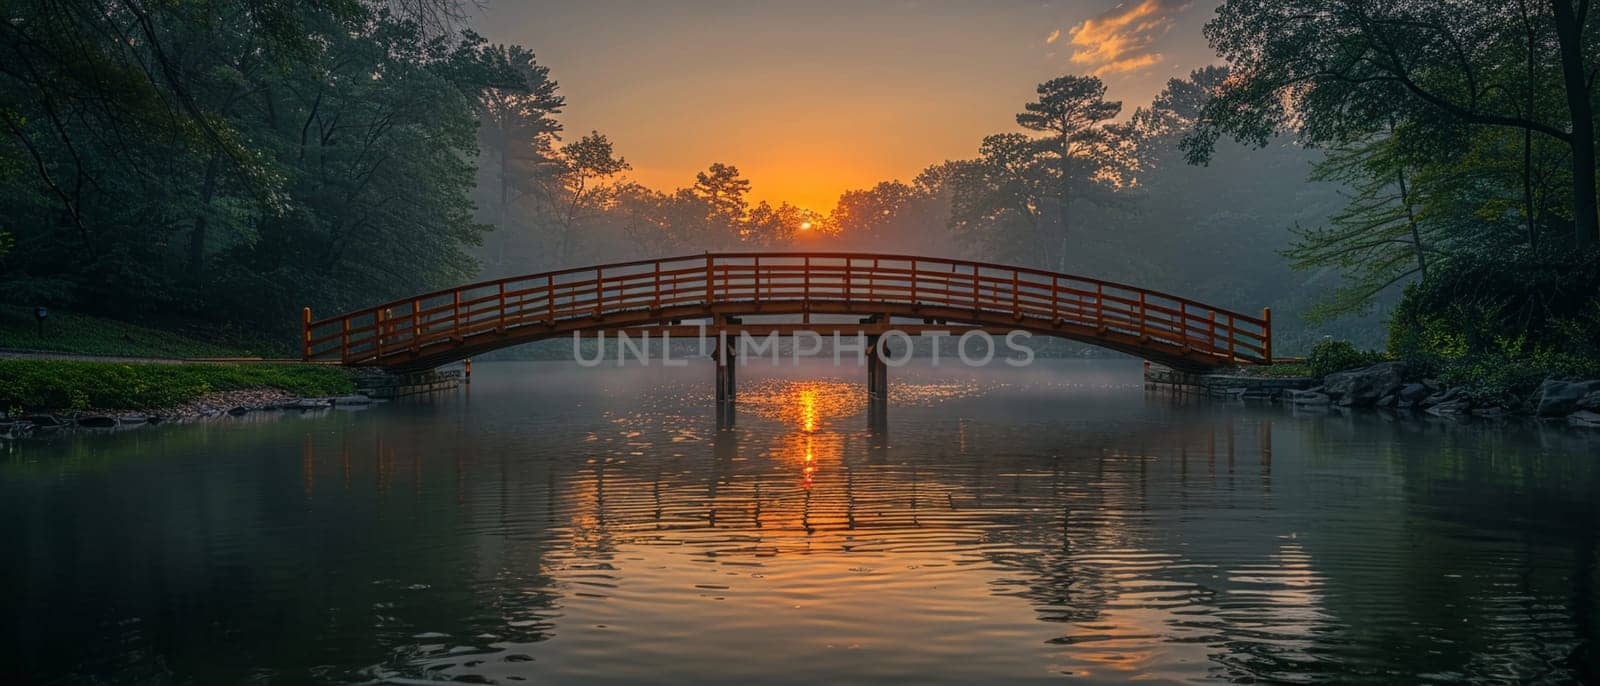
[[301, 252, 1271, 372]]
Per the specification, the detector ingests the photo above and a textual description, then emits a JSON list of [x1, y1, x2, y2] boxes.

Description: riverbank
[[0, 360, 361, 438], [1155, 359, 1600, 428]]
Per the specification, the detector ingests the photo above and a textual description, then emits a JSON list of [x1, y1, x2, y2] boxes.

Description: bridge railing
[[303, 252, 1271, 366]]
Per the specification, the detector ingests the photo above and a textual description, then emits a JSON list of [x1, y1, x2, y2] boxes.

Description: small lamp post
[[34, 306, 48, 337]]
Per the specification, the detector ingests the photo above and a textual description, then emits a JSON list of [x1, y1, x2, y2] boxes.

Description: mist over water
[[5, 360, 1600, 684]]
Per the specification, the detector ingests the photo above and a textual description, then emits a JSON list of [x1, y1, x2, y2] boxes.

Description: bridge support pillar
[[715, 330, 737, 429], [866, 334, 888, 430]]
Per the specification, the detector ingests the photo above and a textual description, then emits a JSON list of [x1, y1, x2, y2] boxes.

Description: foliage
[[1386, 252, 1600, 403], [0, 0, 530, 336], [1307, 339, 1387, 378], [1287, 135, 1435, 322], [1189, 0, 1599, 250], [0, 361, 355, 412], [1387, 250, 1600, 359]]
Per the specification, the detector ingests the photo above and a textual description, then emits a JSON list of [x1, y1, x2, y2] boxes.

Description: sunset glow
[[474, 1, 1219, 212]]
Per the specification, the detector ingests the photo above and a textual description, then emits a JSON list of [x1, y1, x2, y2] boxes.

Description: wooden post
[[1050, 276, 1059, 322], [1138, 291, 1147, 338], [411, 298, 420, 343], [803, 255, 811, 302], [705, 253, 714, 304], [1261, 307, 1273, 363], [910, 258, 918, 304], [653, 260, 662, 310], [844, 257, 851, 302], [340, 318, 349, 362], [1208, 310, 1217, 353], [376, 308, 386, 356], [1095, 283, 1104, 326], [594, 267, 604, 318], [1011, 270, 1020, 318], [463, 358, 472, 383], [497, 282, 507, 331], [452, 290, 461, 338], [301, 307, 312, 360], [1227, 313, 1236, 359]]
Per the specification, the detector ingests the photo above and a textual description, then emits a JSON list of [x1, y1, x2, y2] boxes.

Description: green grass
[[0, 305, 289, 358], [0, 360, 356, 413], [1254, 362, 1314, 378]]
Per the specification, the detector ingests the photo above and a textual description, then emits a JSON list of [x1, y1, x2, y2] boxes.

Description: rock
[[1376, 394, 1398, 408], [1423, 387, 1464, 407], [289, 398, 332, 410], [331, 394, 374, 406], [119, 415, 150, 425], [1398, 383, 1431, 405], [1427, 399, 1472, 416], [77, 416, 118, 428], [1471, 406, 1507, 417], [1535, 379, 1600, 417], [23, 414, 62, 427], [1579, 391, 1600, 412], [226, 406, 252, 416], [1569, 411, 1600, 428], [1324, 362, 1406, 407], [1285, 389, 1331, 405]]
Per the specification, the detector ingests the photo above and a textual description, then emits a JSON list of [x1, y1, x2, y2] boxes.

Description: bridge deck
[[302, 252, 1271, 371]]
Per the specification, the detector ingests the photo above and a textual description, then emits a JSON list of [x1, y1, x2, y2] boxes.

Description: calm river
[[6, 360, 1600, 684]]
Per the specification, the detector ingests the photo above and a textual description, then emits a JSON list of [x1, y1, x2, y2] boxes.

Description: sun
[[799, 221, 813, 231]]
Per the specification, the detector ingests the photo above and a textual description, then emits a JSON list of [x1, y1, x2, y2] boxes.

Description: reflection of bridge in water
[[302, 252, 1274, 426]]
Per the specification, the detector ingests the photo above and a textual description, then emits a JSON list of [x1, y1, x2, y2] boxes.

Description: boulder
[[23, 414, 62, 427], [1569, 411, 1600, 428], [1376, 394, 1397, 408], [1471, 406, 1507, 418], [77, 416, 117, 428], [119, 415, 150, 426], [1324, 362, 1406, 407], [1535, 379, 1600, 417], [1398, 383, 1431, 405], [1423, 387, 1465, 407], [290, 398, 332, 410], [330, 394, 374, 406], [1427, 399, 1472, 416], [1580, 391, 1600, 412]]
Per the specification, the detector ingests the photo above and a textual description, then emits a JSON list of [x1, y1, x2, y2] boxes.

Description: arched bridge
[[301, 252, 1272, 372]]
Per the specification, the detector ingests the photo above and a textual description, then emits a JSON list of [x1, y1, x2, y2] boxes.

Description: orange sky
[[475, 1, 1218, 212]]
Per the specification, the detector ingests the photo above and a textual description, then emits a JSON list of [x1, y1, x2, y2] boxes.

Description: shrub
[[1307, 339, 1387, 378]]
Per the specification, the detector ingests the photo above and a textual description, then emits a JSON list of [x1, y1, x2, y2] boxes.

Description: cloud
[[1045, 28, 1061, 44], [1067, 0, 1191, 75]]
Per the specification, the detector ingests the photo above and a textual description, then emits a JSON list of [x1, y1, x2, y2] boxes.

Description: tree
[[1186, 0, 1599, 249], [476, 44, 565, 226], [942, 134, 1053, 266], [0, 0, 532, 336], [690, 163, 751, 247], [532, 131, 631, 263], [1286, 136, 1438, 322], [1015, 75, 1133, 270], [743, 201, 818, 248]]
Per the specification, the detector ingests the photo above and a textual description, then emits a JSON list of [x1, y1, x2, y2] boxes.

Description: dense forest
[[2, 0, 1597, 378]]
